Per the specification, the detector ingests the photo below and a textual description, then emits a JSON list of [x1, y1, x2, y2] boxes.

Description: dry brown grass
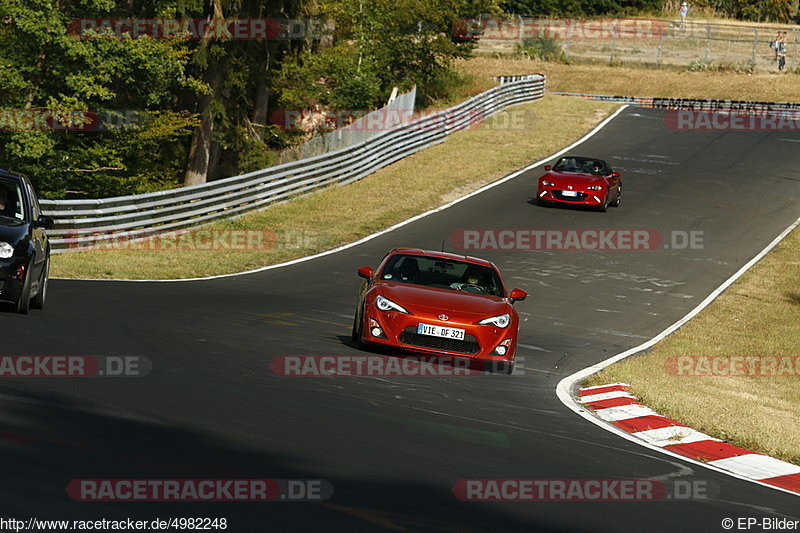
[[586, 227, 800, 464], [460, 57, 800, 102]]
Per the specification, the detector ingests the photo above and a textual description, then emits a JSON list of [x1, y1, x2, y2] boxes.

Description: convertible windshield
[[552, 157, 609, 175], [380, 254, 504, 297], [0, 179, 26, 222]]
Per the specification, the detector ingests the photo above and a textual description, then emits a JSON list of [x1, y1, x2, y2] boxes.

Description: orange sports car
[[352, 248, 527, 374]]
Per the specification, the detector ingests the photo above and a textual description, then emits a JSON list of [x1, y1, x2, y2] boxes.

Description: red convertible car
[[352, 248, 527, 374], [536, 156, 622, 212]]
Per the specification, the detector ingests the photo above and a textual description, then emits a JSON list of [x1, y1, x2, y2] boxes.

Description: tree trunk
[[183, 68, 222, 187]]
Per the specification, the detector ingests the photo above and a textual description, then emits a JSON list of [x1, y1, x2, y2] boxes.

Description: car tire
[[598, 197, 609, 213], [351, 310, 365, 349], [611, 186, 622, 207], [31, 257, 49, 310], [15, 266, 31, 315]]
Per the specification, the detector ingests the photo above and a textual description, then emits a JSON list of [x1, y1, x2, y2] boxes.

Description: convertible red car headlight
[[375, 295, 409, 314], [586, 185, 603, 190], [541, 180, 554, 187], [478, 313, 510, 328]]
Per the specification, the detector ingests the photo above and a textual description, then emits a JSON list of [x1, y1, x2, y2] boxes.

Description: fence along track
[[42, 75, 545, 252]]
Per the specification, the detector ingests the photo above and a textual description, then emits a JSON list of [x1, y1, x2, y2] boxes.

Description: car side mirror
[[357, 266, 373, 279], [544, 165, 551, 171], [34, 216, 55, 230], [611, 172, 620, 178], [509, 288, 527, 303]]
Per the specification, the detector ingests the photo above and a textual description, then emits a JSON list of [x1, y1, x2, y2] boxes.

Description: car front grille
[[554, 190, 588, 201], [399, 327, 480, 355]]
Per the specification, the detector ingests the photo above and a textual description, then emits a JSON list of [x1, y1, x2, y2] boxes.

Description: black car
[[0, 168, 54, 314]]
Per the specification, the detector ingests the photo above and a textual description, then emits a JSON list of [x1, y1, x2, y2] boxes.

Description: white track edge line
[[556, 213, 800, 498], [53, 104, 629, 283]]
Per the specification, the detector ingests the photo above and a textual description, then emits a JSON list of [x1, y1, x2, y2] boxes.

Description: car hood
[[541, 171, 606, 187], [0, 219, 27, 246], [377, 282, 511, 319]]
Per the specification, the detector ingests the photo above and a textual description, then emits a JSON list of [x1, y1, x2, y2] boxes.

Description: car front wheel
[[31, 257, 49, 310], [611, 185, 622, 207], [351, 309, 365, 349]]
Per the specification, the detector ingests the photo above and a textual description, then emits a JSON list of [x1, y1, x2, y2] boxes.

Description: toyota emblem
[[438, 314, 449, 321]]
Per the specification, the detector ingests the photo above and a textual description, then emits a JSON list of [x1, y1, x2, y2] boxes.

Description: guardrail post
[[752, 27, 758, 68], [793, 29, 799, 70], [564, 18, 573, 58], [609, 22, 617, 63], [656, 33, 663, 67]]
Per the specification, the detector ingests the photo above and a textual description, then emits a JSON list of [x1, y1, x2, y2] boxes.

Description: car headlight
[[375, 295, 409, 314], [0, 242, 13, 259], [479, 314, 511, 328], [541, 180, 554, 187], [587, 185, 603, 190]]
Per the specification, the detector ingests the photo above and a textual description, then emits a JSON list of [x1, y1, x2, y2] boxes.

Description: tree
[[0, 0, 199, 197]]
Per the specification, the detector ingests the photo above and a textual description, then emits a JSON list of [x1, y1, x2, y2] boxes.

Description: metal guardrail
[[553, 92, 800, 114], [42, 75, 545, 252]]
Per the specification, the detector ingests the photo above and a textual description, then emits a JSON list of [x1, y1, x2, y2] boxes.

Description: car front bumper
[[362, 306, 517, 364], [538, 187, 607, 205], [0, 259, 27, 304]]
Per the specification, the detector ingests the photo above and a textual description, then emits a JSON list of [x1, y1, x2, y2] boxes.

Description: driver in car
[[450, 266, 488, 293], [0, 187, 13, 217]]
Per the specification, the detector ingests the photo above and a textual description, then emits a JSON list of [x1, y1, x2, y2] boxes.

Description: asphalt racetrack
[[2, 107, 800, 531]]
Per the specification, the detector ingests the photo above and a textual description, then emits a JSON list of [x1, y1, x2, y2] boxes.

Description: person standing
[[777, 31, 787, 71], [679, 2, 689, 30], [773, 30, 783, 59]]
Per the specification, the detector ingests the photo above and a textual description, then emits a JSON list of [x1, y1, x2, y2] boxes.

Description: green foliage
[[0, 0, 197, 197], [518, 38, 568, 61], [501, 0, 663, 16], [2, 0, 503, 198], [703, 0, 796, 22], [276, 0, 500, 113]]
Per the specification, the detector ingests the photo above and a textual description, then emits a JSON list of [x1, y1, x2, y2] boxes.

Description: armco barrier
[[553, 92, 800, 115], [42, 75, 545, 252]]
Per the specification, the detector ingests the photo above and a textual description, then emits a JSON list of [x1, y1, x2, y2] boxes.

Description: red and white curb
[[579, 383, 800, 494]]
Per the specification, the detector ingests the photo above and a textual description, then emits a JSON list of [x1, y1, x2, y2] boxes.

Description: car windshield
[[380, 254, 504, 297], [552, 157, 609, 175], [0, 179, 26, 223]]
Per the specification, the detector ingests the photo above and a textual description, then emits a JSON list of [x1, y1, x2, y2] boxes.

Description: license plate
[[417, 323, 465, 340], [561, 190, 578, 197]]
